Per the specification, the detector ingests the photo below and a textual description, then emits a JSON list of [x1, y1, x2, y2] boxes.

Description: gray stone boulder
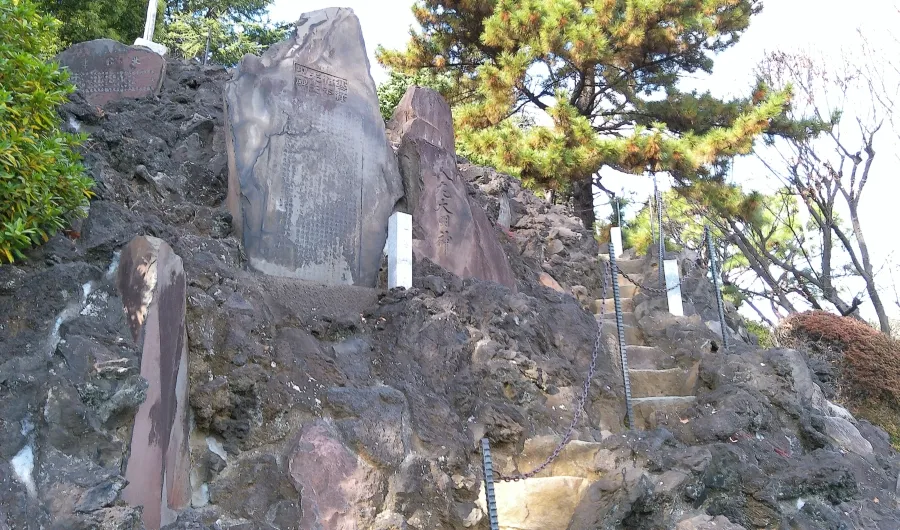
[[225, 7, 403, 286], [390, 86, 516, 290]]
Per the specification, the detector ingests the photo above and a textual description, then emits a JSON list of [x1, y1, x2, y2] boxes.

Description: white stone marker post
[[134, 0, 168, 56], [388, 212, 413, 289], [663, 259, 684, 316], [142, 0, 157, 40], [609, 227, 623, 258]]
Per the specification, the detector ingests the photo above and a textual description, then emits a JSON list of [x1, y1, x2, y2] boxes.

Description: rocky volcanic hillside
[[0, 56, 899, 530]]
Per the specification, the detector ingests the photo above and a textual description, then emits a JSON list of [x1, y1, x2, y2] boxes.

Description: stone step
[[591, 297, 634, 314], [601, 311, 637, 327], [616, 284, 637, 298], [628, 368, 693, 398], [492, 476, 592, 530], [599, 321, 645, 345], [632, 396, 697, 430], [617, 273, 642, 287], [624, 346, 676, 370], [599, 256, 644, 274]]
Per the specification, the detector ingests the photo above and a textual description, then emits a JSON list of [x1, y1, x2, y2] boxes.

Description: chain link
[[495, 260, 612, 482], [489, 192, 712, 482], [610, 257, 701, 296]]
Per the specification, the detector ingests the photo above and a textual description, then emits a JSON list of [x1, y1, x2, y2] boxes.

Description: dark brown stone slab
[[224, 8, 403, 287], [116, 236, 190, 530], [57, 39, 165, 107], [390, 87, 516, 290]]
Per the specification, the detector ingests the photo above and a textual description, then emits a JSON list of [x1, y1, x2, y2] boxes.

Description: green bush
[[745, 319, 774, 349], [0, 0, 92, 263], [376, 69, 454, 122]]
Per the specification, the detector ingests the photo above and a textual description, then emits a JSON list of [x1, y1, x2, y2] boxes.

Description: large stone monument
[[57, 39, 166, 107], [388, 87, 516, 290], [225, 8, 403, 286], [117, 236, 191, 529]]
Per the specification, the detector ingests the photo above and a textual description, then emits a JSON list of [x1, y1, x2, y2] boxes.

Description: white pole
[[387, 213, 413, 289], [664, 259, 684, 316], [143, 0, 159, 41], [610, 227, 623, 258]]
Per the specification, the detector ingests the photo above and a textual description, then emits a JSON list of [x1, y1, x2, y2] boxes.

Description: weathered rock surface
[[460, 163, 607, 303], [390, 87, 516, 290], [58, 39, 166, 107], [676, 514, 747, 529], [387, 86, 455, 152], [1, 54, 899, 530], [117, 236, 191, 529], [224, 8, 403, 286]]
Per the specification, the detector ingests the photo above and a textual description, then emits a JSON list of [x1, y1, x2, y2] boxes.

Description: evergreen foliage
[[377, 69, 454, 121], [0, 0, 92, 263], [378, 0, 814, 227], [161, 0, 289, 65], [35, 0, 288, 65], [35, 0, 147, 46], [626, 186, 817, 317]]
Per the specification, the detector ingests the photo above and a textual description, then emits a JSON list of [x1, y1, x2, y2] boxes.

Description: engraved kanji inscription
[[57, 39, 166, 107], [224, 8, 405, 287], [294, 63, 349, 103], [435, 168, 455, 249]]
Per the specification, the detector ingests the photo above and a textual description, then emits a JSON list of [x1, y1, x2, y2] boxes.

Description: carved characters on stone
[[389, 87, 516, 290], [224, 8, 403, 286], [57, 39, 166, 107]]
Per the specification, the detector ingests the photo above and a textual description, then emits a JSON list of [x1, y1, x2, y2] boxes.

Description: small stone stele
[[57, 39, 166, 107], [224, 8, 403, 287], [116, 236, 191, 530], [389, 86, 516, 290]]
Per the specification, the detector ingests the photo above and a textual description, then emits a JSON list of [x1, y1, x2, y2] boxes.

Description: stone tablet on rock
[[57, 39, 166, 107], [225, 8, 403, 286], [389, 87, 516, 290], [116, 236, 191, 529]]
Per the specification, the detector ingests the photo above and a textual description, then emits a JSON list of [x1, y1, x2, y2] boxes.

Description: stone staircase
[[595, 253, 698, 430], [485, 251, 701, 529]]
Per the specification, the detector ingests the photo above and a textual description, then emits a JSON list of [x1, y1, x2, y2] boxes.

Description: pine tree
[[161, 0, 288, 65], [378, 0, 809, 229]]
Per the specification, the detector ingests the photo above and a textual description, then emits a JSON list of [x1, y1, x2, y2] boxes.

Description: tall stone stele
[[225, 8, 403, 286], [388, 87, 516, 290], [117, 236, 191, 530]]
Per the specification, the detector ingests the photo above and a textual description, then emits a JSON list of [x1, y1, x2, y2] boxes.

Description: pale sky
[[268, 1, 900, 324]]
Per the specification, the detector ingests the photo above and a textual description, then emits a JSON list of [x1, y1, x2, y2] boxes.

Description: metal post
[[608, 238, 636, 428], [655, 176, 664, 289], [481, 438, 500, 530], [615, 196, 621, 227], [203, 27, 212, 65], [705, 226, 730, 351], [142, 0, 159, 41]]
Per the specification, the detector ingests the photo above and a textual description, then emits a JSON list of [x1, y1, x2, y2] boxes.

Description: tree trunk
[[573, 176, 596, 232], [847, 202, 891, 333]]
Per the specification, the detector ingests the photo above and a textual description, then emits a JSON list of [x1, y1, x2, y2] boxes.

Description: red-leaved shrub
[[780, 311, 900, 404]]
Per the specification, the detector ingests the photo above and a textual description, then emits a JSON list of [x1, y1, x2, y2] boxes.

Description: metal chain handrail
[[612, 259, 700, 296], [615, 268, 680, 295], [494, 260, 612, 482]]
